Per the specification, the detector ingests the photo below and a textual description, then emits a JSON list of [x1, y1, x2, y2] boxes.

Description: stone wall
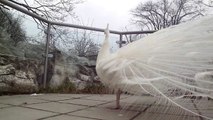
[[0, 50, 101, 94]]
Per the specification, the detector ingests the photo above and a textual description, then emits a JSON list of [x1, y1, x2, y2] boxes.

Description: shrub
[[80, 82, 111, 94], [39, 78, 77, 93]]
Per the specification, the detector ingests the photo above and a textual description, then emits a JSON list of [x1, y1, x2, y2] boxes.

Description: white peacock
[[96, 16, 213, 119]]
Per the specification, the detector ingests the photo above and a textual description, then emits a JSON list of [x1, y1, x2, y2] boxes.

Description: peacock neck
[[97, 35, 111, 64]]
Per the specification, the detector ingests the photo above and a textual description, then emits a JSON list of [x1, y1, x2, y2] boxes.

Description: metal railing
[[0, 0, 156, 88]]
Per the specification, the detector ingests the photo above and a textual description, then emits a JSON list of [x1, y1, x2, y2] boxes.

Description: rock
[[0, 56, 38, 94], [16, 70, 28, 79], [0, 64, 15, 75], [72, 78, 86, 90], [77, 73, 91, 81], [0, 56, 7, 65], [0, 75, 16, 86], [15, 70, 35, 84], [0, 72, 37, 94]]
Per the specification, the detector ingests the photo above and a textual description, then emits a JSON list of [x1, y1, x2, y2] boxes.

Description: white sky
[[73, 0, 142, 30]]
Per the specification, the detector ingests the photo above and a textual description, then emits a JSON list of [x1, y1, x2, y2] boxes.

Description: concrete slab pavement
[[0, 94, 212, 120]]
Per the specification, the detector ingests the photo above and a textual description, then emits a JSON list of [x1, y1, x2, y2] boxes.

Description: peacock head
[[104, 24, 109, 38]]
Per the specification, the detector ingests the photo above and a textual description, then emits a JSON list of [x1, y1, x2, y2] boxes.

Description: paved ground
[[0, 94, 212, 120]]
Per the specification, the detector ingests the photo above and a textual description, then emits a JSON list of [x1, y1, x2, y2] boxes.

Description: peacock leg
[[115, 89, 122, 109]]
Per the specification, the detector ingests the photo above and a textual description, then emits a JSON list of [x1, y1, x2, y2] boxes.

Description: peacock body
[[96, 16, 213, 119]]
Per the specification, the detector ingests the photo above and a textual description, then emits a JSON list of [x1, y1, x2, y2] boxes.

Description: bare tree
[[0, 9, 26, 46], [131, 0, 209, 30], [197, 0, 213, 7], [10, 0, 82, 21], [0, 0, 83, 30], [69, 30, 100, 57], [0, 0, 84, 49]]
